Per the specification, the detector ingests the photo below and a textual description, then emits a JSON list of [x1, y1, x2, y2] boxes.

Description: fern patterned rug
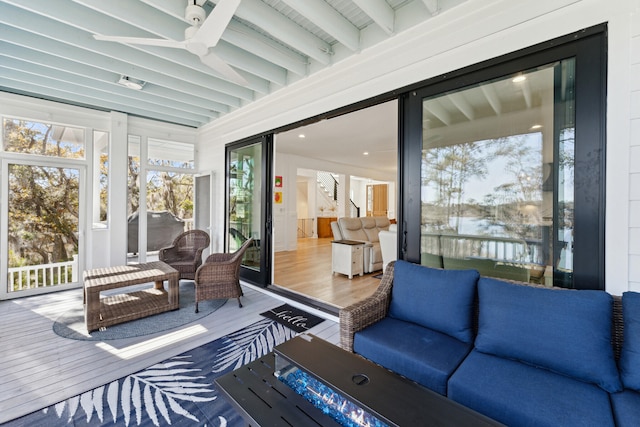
[[5, 318, 296, 426]]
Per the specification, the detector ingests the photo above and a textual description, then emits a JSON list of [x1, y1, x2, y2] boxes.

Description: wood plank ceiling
[[0, 0, 467, 128]]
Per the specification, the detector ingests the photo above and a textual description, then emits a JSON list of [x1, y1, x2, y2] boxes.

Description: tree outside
[[4, 119, 83, 289]]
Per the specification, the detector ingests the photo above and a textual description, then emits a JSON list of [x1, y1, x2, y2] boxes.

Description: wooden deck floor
[[0, 284, 339, 424]]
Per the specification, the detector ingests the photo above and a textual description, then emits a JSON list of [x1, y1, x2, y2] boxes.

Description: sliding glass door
[[401, 28, 606, 289], [227, 135, 273, 286]]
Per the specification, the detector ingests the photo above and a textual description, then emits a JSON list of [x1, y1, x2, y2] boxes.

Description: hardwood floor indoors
[[273, 237, 381, 309]]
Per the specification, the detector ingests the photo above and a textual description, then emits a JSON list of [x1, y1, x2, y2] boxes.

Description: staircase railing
[[349, 200, 360, 217], [317, 171, 337, 201], [316, 171, 361, 217]]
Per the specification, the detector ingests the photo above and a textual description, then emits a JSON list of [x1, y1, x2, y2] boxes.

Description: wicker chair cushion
[[610, 389, 640, 427], [619, 291, 640, 390], [475, 277, 622, 393], [354, 317, 471, 396], [449, 350, 616, 427], [388, 260, 479, 343]]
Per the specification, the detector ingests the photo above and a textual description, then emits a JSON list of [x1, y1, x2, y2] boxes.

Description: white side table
[[331, 240, 364, 279]]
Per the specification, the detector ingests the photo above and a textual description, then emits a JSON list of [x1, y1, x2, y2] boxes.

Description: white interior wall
[[628, 3, 640, 291], [197, 0, 638, 294]]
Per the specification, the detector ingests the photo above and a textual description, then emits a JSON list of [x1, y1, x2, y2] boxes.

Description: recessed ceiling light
[[530, 124, 543, 130], [298, 134, 305, 138], [363, 151, 369, 156], [118, 75, 145, 90], [512, 75, 527, 83]]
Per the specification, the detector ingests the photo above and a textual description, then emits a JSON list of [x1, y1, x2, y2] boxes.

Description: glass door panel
[[228, 142, 262, 271], [5, 162, 81, 294], [420, 59, 575, 285]]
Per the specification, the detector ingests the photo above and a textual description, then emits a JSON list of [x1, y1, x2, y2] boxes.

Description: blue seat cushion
[[611, 389, 640, 427], [388, 260, 479, 343], [474, 277, 621, 393], [448, 350, 615, 427], [354, 317, 472, 395], [619, 291, 640, 390]]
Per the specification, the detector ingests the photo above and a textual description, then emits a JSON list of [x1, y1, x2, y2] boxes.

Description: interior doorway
[[271, 100, 398, 310]]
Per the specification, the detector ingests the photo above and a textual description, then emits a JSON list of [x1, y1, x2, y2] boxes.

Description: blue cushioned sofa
[[340, 260, 640, 427]]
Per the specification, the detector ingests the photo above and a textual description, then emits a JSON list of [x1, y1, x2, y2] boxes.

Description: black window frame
[[400, 25, 607, 290]]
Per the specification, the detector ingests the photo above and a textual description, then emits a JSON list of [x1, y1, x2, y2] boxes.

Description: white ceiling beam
[[279, 0, 360, 52], [424, 100, 451, 126], [421, 0, 441, 15], [480, 84, 502, 115], [69, 0, 184, 40], [351, 0, 395, 35], [139, 0, 188, 21], [0, 0, 254, 101], [8, 0, 274, 91], [447, 92, 474, 120], [119, 0, 307, 78], [225, 21, 307, 77], [0, 51, 226, 117], [0, 2, 252, 102], [0, 76, 204, 127], [228, 0, 332, 65], [29, 0, 272, 92], [0, 64, 214, 124], [66, 0, 282, 89], [0, 25, 243, 110]]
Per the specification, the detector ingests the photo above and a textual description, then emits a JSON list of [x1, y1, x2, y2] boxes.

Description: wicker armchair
[[194, 238, 253, 312], [159, 229, 210, 280]]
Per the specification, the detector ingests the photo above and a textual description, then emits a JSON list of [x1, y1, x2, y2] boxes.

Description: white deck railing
[[422, 233, 542, 264], [8, 255, 78, 291]]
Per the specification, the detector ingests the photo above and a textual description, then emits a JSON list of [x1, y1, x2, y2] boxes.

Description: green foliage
[[5, 120, 80, 268]]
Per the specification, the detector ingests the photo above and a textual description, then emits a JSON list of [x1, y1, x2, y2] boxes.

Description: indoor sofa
[[340, 260, 640, 427], [330, 216, 391, 273]]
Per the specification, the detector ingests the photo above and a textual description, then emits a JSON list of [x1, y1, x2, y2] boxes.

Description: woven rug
[[53, 281, 226, 341], [5, 318, 296, 427], [260, 303, 324, 333]]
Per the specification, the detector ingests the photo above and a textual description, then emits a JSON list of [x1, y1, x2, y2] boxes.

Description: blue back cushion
[[619, 291, 640, 391], [475, 277, 622, 393], [388, 260, 479, 343]]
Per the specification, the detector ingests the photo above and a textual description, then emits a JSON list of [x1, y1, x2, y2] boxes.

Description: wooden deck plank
[[0, 284, 339, 424], [0, 237, 366, 424]]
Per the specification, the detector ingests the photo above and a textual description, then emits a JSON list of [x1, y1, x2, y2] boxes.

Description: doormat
[[260, 303, 324, 333]]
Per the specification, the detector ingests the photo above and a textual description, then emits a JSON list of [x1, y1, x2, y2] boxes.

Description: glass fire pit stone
[[275, 355, 389, 427]]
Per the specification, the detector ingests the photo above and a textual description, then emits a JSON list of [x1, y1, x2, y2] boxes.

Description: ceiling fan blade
[[93, 34, 186, 49], [191, 0, 241, 48], [199, 51, 248, 86]]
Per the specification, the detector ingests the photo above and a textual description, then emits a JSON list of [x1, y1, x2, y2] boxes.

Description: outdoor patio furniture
[[194, 238, 253, 312], [83, 261, 179, 332], [159, 229, 210, 280]]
